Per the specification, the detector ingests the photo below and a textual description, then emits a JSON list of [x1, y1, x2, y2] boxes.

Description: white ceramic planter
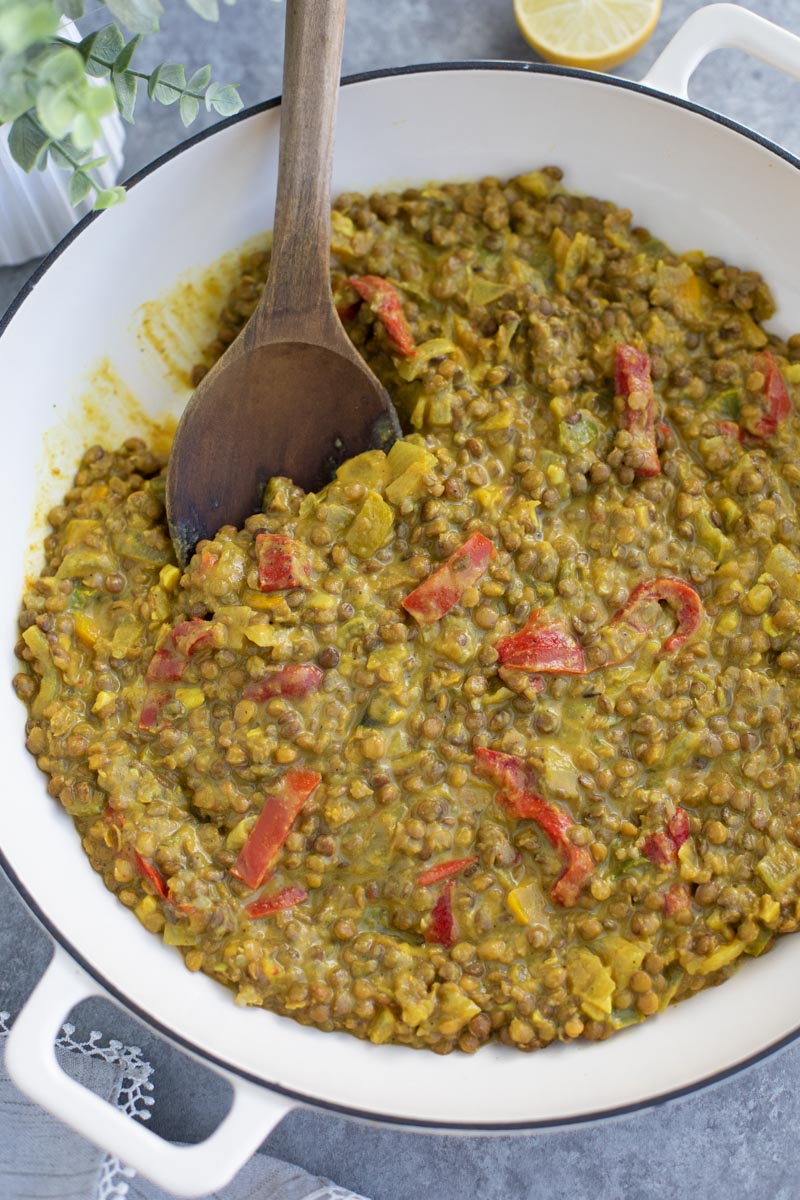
[[0, 21, 125, 267], [2, 4, 800, 1196]]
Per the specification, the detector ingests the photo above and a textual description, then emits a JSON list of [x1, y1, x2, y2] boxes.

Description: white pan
[[2, 5, 800, 1195]]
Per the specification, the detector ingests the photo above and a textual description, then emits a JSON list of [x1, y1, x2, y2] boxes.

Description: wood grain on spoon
[[167, 0, 401, 566]]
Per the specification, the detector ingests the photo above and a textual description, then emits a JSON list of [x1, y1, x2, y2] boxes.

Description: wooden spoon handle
[[255, 0, 347, 339]]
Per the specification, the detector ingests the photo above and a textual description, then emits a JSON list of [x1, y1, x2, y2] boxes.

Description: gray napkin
[[0, 1012, 369, 1200]]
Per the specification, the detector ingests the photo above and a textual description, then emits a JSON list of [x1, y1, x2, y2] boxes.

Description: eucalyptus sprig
[[0, 0, 244, 210]]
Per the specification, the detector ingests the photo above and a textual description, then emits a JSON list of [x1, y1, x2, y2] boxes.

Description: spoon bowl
[[167, 334, 398, 564], [166, 0, 400, 565]]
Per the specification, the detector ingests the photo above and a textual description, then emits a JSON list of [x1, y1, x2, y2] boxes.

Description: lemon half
[[514, 0, 662, 72]]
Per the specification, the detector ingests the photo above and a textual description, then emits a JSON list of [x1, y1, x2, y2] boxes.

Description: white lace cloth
[[0, 1011, 369, 1200]]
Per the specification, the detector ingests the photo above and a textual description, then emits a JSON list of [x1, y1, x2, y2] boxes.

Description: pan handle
[[4, 947, 296, 1198], [643, 2, 800, 98]]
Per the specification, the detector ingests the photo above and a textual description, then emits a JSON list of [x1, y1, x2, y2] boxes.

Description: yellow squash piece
[[567, 948, 615, 1021], [346, 490, 394, 558]]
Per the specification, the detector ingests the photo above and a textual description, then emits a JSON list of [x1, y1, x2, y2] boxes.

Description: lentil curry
[[15, 168, 800, 1054]]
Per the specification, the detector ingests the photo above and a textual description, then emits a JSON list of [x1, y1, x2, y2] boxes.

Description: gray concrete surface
[[2, 2, 800, 1197]]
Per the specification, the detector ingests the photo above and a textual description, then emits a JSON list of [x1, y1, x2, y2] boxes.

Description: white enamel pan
[[2, 5, 800, 1195]]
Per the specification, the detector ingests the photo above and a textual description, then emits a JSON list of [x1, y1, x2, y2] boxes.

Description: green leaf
[[94, 184, 126, 210], [7, 112, 50, 172], [68, 169, 93, 206], [112, 68, 137, 122], [103, 0, 162, 34], [49, 139, 79, 170], [147, 62, 186, 105], [183, 0, 218, 17], [60, 0, 85, 16], [36, 45, 85, 87], [204, 81, 241, 117], [37, 85, 78, 139], [0, 3, 59, 55], [0, 62, 36, 122], [113, 33, 141, 73], [80, 154, 109, 170], [71, 109, 101, 149], [187, 64, 211, 91], [80, 24, 125, 76], [178, 92, 199, 126]]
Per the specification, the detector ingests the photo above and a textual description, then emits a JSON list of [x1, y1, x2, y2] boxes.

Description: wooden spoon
[[167, 0, 401, 565]]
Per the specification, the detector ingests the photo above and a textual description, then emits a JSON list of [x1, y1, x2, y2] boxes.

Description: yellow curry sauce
[[14, 167, 800, 1053]]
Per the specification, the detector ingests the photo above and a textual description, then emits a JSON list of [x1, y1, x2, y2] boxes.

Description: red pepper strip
[[751, 350, 791, 438], [614, 344, 661, 478], [232, 769, 322, 890], [347, 275, 415, 357], [667, 807, 690, 848], [474, 747, 592, 907], [641, 832, 678, 867], [663, 883, 692, 916], [141, 618, 216, 728], [134, 852, 169, 901], [243, 664, 323, 703], [718, 419, 741, 439], [416, 856, 479, 887], [472, 746, 530, 793], [611, 578, 703, 655], [247, 885, 308, 919], [402, 532, 495, 625], [255, 533, 311, 593], [642, 806, 690, 867], [424, 881, 458, 948], [145, 648, 186, 683], [336, 301, 360, 323], [171, 618, 215, 657], [494, 609, 587, 674], [139, 693, 168, 730], [198, 549, 220, 575]]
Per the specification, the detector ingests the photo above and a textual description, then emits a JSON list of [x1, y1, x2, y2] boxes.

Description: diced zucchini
[[163, 923, 200, 947], [226, 815, 257, 852], [756, 844, 800, 896], [346, 491, 394, 558], [515, 169, 552, 198], [336, 450, 390, 492], [159, 564, 181, 591], [507, 881, 550, 927], [764, 544, 800, 601], [21, 625, 60, 716], [244, 624, 280, 648], [56, 547, 116, 580], [386, 439, 437, 480], [368, 1008, 397, 1044], [541, 745, 579, 799], [112, 530, 170, 566], [715, 388, 742, 419], [470, 276, 512, 306], [685, 940, 745, 976], [566, 948, 615, 1021], [694, 510, 733, 562], [73, 612, 100, 647], [558, 411, 601, 453], [744, 928, 774, 957], [600, 934, 648, 990], [396, 338, 458, 382], [110, 622, 142, 659]]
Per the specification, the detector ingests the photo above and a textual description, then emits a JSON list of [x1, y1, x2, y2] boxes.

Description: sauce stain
[[29, 233, 270, 570], [135, 232, 269, 390]]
